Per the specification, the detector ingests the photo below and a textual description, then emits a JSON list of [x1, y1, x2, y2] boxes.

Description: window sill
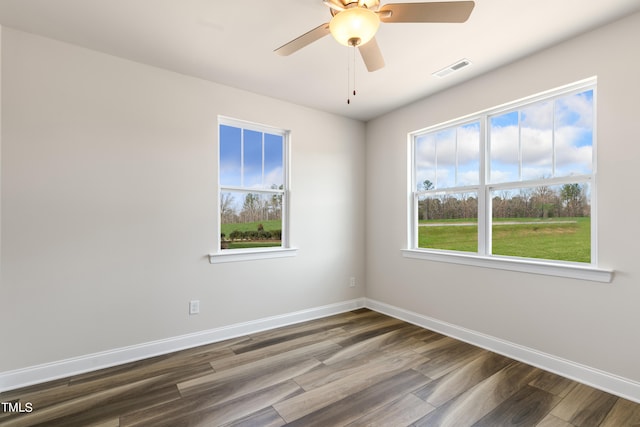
[[209, 247, 298, 264], [401, 249, 613, 283]]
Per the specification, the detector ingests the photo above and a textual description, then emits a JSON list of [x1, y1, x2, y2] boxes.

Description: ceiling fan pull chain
[[353, 43, 357, 97], [347, 44, 351, 104]]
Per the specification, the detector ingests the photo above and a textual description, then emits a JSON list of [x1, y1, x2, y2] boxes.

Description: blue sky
[[219, 124, 284, 189], [415, 90, 593, 190]]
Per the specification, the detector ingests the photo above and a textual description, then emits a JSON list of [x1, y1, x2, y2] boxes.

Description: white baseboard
[[4, 297, 639, 404], [365, 298, 640, 404], [0, 298, 366, 393]]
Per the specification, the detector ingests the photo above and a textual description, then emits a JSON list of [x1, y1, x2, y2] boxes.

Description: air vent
[[432, 58, 472, 78]]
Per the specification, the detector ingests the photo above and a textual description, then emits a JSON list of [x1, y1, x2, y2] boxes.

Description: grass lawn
[[225, 241, 281, 249], [221, 220, 282, 250], [418, 217, 590, 263], [221, 220, 281, 235]]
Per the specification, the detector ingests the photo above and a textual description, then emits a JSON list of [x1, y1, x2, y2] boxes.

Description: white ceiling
[[0, 0, 639, 121]]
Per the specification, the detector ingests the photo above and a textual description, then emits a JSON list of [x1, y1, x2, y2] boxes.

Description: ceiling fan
[[274, 0, 475, 72]]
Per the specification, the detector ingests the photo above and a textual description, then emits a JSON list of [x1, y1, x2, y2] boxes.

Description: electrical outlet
[[189, 300, 200, 315], [349, 277, 356, 288]]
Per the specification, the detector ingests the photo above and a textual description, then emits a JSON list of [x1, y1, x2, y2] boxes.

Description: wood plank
[[122, 380, 301, 427], [529, 371, 578, 397], [414, 351, 512, 407], [223, 406, 285, 427], [336, 314, 407, 338], [1, 362, 213, 426], [294, 347, 421, 391], [229, 313, 355, 354], [339, 309, 401, 332], [321, 325, 425, 366], [415, 361, 543, 427], [90, 419, 121, 427], [413, 338, 487, 380], [208, 328, 343, 371], [536, 413, 579, 427], [49, 385, 178, 427], [177, 357, 321, 404], [178, 340, 336, 395], [345, 392, 435, 426], [600, 397, 640, 427], [0, 375, 180, 427], [283, 369, 431, 426], [550, 382, 618, 427], [273, 350, 427, 422], [472, 384, 562, 426]]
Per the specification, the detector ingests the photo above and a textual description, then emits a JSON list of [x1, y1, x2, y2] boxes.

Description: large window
[[407, 79, 610, 281], [212, 117, 294, 262]]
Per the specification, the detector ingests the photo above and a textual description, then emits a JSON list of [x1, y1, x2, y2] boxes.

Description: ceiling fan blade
[[323, 0, 345, 12], [274, 23, 331, 56], [379, 1, 475, 23], [358, 37, 385, 72]]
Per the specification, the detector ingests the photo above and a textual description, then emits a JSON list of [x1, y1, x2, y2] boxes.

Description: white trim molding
[[402, 249, 614, 283], [209, 247, 298, 263], [0, 298, 365, 392], [365, 298, 640, 404]]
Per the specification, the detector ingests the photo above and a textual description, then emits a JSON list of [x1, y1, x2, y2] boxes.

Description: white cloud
[[489, 169, 517, 183], [556, 92, 593, 128], [263, 166, 283, 188], [489, 125, 519, 164], [521, 101, 553, 129]]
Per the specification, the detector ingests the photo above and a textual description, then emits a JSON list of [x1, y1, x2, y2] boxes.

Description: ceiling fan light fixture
[[329, 7, 380, 47]]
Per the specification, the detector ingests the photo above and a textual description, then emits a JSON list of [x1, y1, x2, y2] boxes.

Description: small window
[[409, 80, 600, 273], [216, 117, 291, 259]]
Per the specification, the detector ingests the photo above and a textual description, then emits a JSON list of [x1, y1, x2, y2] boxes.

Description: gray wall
[[0, 27, 366, 372], [366, 12, 640, 383]]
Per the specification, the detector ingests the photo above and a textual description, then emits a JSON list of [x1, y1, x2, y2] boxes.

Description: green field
[[418, 217, 590, 263], [221, 220, 281, 235], [221, 220, 282, 250]]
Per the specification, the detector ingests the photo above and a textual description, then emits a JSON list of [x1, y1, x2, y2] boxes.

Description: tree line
[[220, 185, 283, 225], [418, 181, 589, 220]]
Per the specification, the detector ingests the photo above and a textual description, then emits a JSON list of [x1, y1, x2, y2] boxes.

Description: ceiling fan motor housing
[[329, 0, 381, 16], [329, 6, 380, 46]]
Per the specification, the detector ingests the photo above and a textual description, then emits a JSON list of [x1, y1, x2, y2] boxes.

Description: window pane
[[243, 129, 263, 188], [435, 128, 456, 189], [489, 111, 519, 183], [220, 190, 283, 250], [264, 133, 284, 188], [417, 192, 478, 252], [458, 122, 480, 186], [491, 183, 590, 262], [219, 125, 241, 186], [415, 134, 437, 191], [415, 123, 478, 190], [521, 101, 553, 180], [555, 90, 593, 176]]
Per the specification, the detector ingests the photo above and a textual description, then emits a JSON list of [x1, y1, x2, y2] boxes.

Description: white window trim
[[401, 249, 612, 283], [210, 116, 297, 264], [405, 77, 613, 283], [209, 247, 298, 264]]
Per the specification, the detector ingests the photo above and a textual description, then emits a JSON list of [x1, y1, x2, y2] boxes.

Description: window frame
[[210, 116, 297, 264], [404, 78, 613, 282]]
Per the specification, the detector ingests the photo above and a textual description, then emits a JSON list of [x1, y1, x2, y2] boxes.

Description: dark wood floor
[[2, 309, 640, 426]]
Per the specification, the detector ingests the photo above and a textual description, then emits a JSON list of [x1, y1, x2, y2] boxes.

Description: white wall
[[0, 27, 366, 373], [366, 11, 640, 385]]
